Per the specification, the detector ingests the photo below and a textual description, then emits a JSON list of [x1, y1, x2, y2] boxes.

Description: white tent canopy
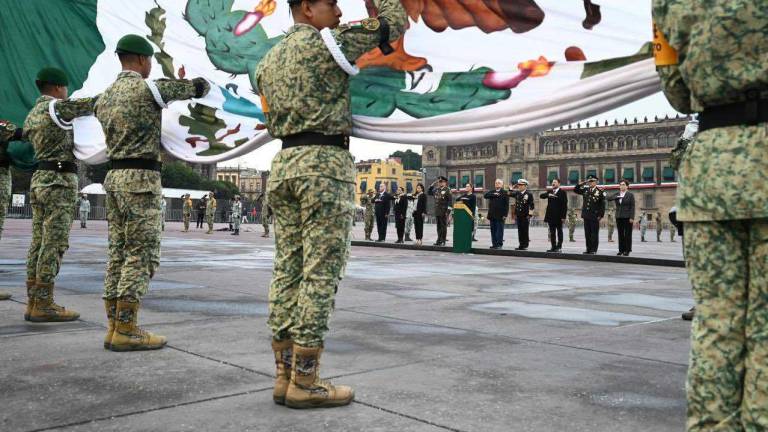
[[80, 184, 210, 199]]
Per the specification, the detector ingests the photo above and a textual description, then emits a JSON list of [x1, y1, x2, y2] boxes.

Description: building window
[[360, 181, 368, 192], [568, 170, 580, 185], [587, 169, 597, 179], [547, 171, 558, 183], [449, 176, 457, 189], [642, 167, 655, 183], [604, 168, 616, 184], [461, 175, 470, 187], [644, 193, 655, 209], [427, 151, 434, 160], [377, 168, 381, 174], [391, 181, 398, 193], [658, 134, 667, 148], [406, 182, 413, 193], [511, 171, 523, 184], [622, 168, 635, 182], [375, 180, 381, 191], [474, 174, 484, 188], [662, 166, 676, 182]]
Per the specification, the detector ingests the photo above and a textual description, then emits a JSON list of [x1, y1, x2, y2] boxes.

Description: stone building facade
[[422, 115, 690, 222]]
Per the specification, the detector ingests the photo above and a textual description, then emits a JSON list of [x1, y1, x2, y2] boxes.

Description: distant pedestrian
[[231, 195, 242, 235], [79, 194, 90, 229], [656, 211, 663, 242], [196, 196, 206, 229], [640, 212, 648, 242]]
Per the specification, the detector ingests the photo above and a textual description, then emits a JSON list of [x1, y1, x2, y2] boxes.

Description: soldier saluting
[[573, 174, 605, 254], [428, 176, 452, 246], [509, 179, 534, 250]]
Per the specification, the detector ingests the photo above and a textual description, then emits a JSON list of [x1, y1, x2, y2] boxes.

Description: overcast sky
[[219, 92, 680, 171]]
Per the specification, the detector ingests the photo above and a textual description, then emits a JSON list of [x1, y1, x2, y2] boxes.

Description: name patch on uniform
[[652, 22, 678, 66]]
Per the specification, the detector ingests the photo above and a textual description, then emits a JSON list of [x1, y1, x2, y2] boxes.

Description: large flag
[[0, 0, 660, 165]]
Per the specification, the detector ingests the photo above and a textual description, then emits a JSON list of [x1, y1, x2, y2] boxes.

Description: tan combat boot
[[28, 282, 80, 322], [110, 300, 167, 351], [23, 279, 36, 321], [271, 339, 293, 405], [285, 345, 354, 409], [103, 299, 117, 350]]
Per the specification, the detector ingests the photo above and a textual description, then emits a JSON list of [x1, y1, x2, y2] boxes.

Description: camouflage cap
[[36, 67, 68, 86], [115, 34, 154, 57]]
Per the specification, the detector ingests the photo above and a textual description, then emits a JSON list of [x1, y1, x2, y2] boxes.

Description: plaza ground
[[1, 219, 691, 431]]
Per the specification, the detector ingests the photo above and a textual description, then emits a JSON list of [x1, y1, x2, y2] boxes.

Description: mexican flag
[[0, 0, 660, 165]]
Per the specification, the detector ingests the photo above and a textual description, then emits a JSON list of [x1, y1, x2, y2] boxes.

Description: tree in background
[[161, 161, 240, 200], [389, 149, 422, 171]]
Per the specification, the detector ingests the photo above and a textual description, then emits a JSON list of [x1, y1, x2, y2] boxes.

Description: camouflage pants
[[364, 213, 374, 238], [26, 186, 76, 284], [267, 176, 354, 347], [206, 213, 214, 230], [607, 224, 615, 241], [657, 228, 663, 242], [0, 168, 10, 240], [183, 213, 190, 230], [103, 191, 161, 300], [232, 214, 241, 231], [262, 213, 270, 234], [685, 219, 768, 431], [568, 224, 576, 241], [405, 214, 414, 237], [79, 211, 89, 227]]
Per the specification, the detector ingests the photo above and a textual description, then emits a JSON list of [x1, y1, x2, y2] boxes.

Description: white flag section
[[70, 0, 660, 165]]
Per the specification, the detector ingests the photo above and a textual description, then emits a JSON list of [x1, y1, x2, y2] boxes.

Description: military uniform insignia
[[361, 18, 380, 31]]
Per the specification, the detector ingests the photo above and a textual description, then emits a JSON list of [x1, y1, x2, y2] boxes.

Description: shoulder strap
[[145, 79, 168, 108], [47, 100, 73, 131], [319, 28, 360, 77]]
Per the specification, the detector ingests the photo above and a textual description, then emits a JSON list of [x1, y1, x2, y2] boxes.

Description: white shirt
[[618, 191, 626, 205]]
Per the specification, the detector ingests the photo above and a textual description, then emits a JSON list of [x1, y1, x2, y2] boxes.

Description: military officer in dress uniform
[[428, 176, 452, 246], [573, 175, 605, 254], [24, 67, 97, 322], [654, 2, 768, 428], [509, 179, 534, 250], [256, 0, 406, 409], [95, 34, 210, 351]]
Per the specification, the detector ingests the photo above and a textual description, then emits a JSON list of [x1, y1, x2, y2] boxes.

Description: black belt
[[699, 92, 768, 132], [37, 160, 78, 173], [282, 132, 350, 151], [109, 158, 162, 172]]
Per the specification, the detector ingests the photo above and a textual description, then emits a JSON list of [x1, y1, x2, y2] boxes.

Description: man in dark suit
[[539, 178, 568, 252], [484, 179, 510, 249], [509, 179, 534, 250], [574, 175, 605, 254], [374, 183, 393, 242]]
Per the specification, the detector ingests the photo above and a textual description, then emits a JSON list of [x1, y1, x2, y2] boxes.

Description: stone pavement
[[0, 219, 692, 432]]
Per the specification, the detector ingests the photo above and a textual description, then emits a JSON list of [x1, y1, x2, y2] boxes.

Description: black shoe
[[489, 245, 498, 249], [582, 251, 592, 254], [231, 232, 237, 235], [623, 252, 630, 256], [682, 307, 695, 321], [515, 246, 527, 251], [376, 239, 384, 243], [472, 237, 478, 242], [555, 248, 562, 253], [546, 248, 556, 253], [617, 252, 623, 256], [433, 241, 441, 246], [405, 236, 412, 242], [395, 240, 404, 244]]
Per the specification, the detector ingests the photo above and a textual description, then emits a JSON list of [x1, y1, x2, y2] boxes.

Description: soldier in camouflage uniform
[[653, 2, 768, 429], [257, 192, 272, 238], [256, 0, 405, 409], [95, 35, 209, 351], [182, 193, 192, 232], [78, 194, 90, 229], [0, 120, 22, 301], [360, 189, 375, 240], [230, 195, 242, 235], [640, 211, 648, 242], [428, 176, 452, 246], [606, 207, 616, 242], [567, 208, 577, 242], [205, 191, 217, 234], [655, 211, 664, 242], [23, 67, 96, 322]]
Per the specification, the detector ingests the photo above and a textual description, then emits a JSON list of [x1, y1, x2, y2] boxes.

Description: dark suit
[[574, 183, 606, 253], [412, 193, 427, 240], [374, 192, 393, 241], [510, 189, 534, 249], [607, 191, 636, 254], [540, 188, 568, 250], [484, 188, 510, 248], [393, 194, 409, 242]]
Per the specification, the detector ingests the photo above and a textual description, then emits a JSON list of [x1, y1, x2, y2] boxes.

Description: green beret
[[115, 34, 154, 57], [36, 67, 68, 86]]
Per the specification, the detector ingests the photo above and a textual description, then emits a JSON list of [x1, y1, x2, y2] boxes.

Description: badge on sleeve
[[361, 17, 380, 31]]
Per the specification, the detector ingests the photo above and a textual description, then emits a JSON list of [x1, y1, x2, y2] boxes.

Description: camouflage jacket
[[183, 198, 193, 215], [256, 0, 406, 184], [23, 95, 95, 189], [360, 194, 375, 213], [231, 201, 242, 218], [95, 71, 209, 194], [0, 120, 19, 167], [653, 1, 768, 221], [206, 197, 217, 216]]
